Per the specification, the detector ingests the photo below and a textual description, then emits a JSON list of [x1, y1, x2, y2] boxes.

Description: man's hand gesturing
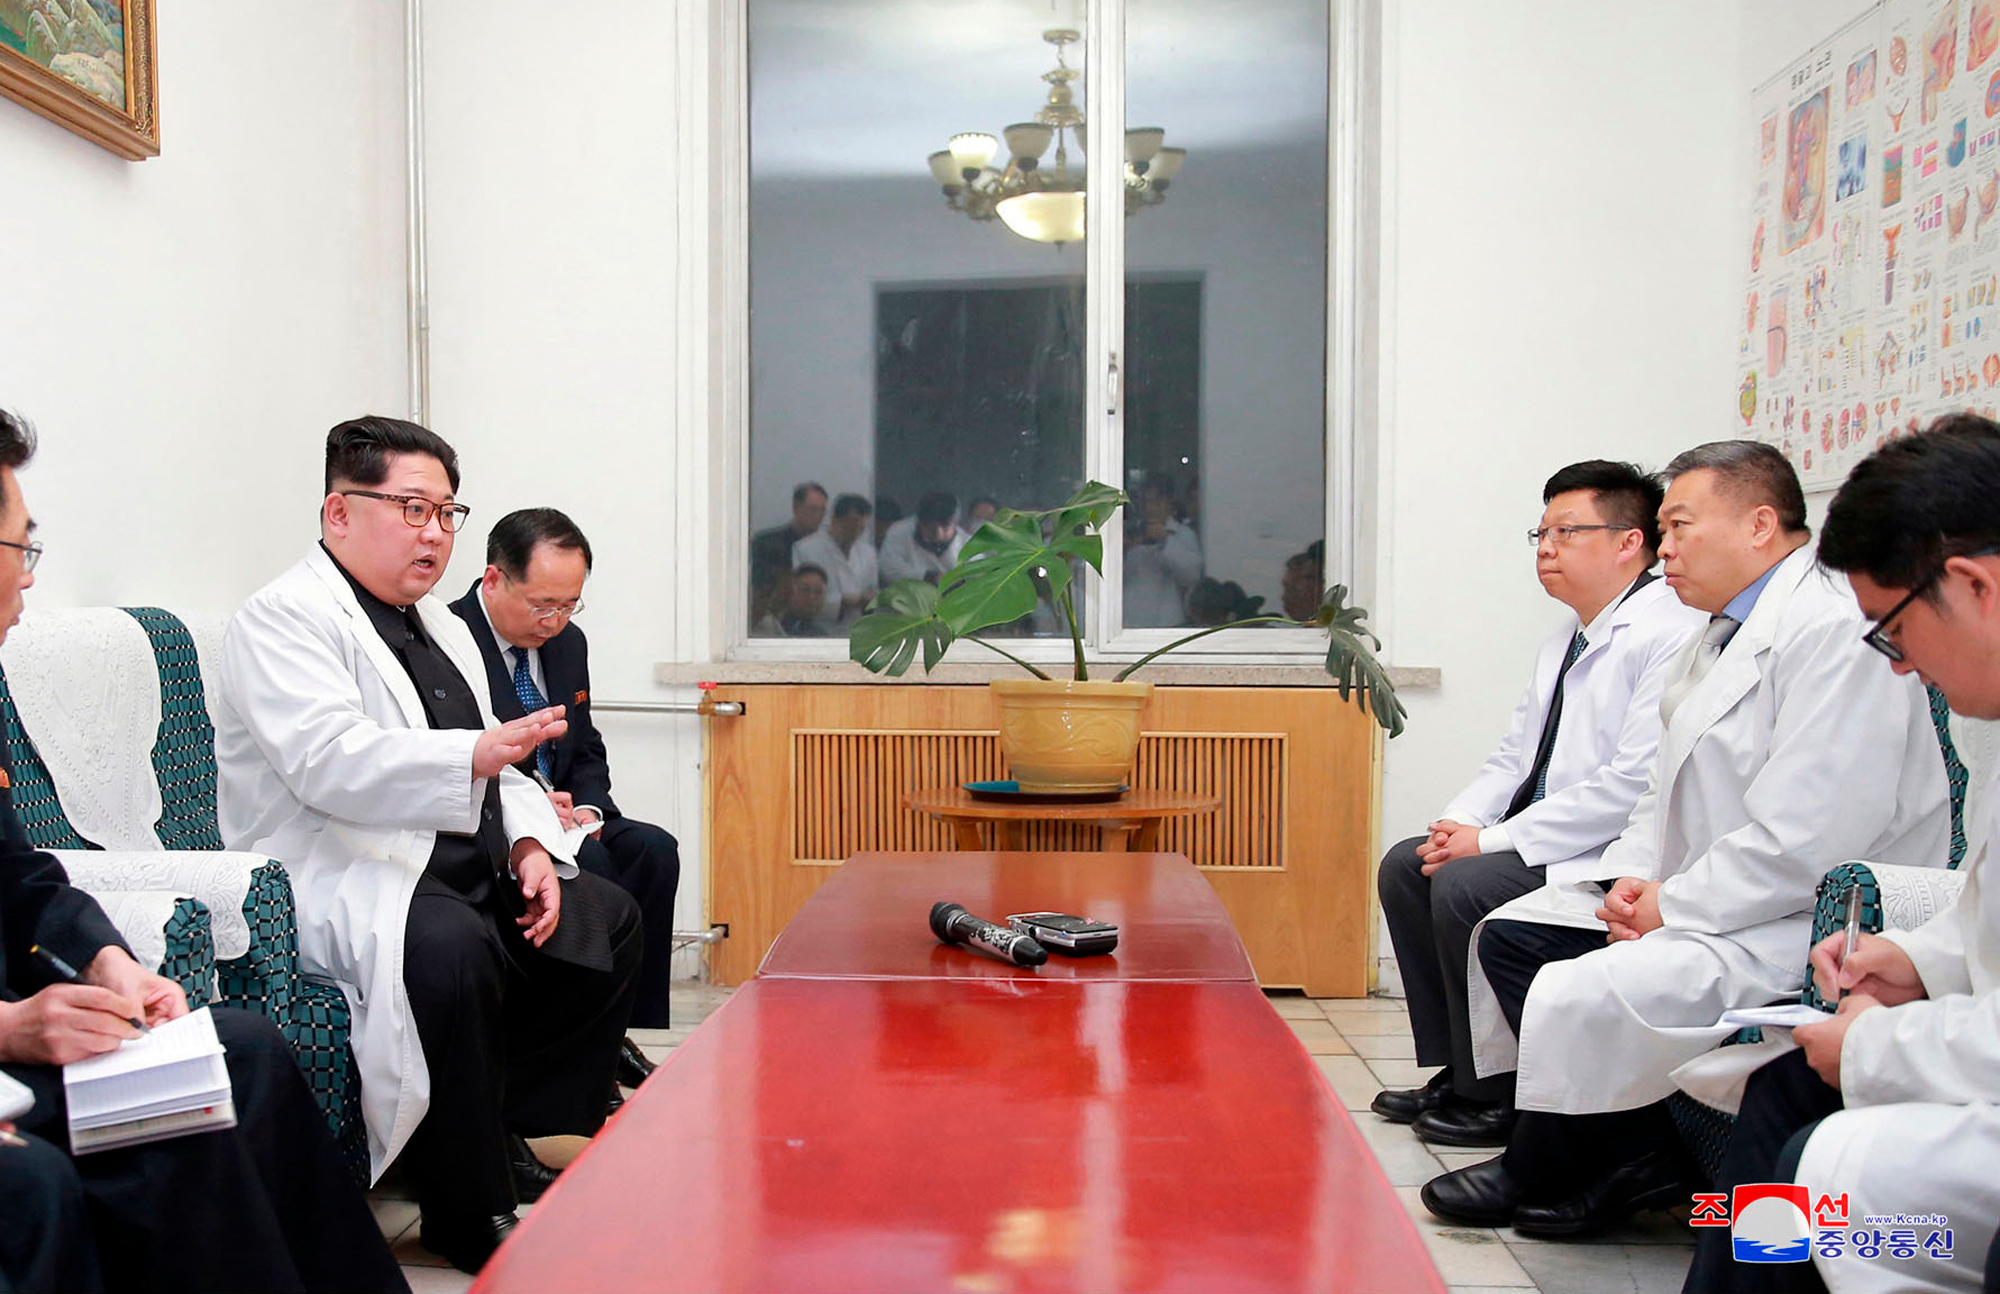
[[474, 706, 567, 780]]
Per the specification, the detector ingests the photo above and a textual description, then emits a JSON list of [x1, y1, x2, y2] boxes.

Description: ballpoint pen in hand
[[1837, 886, 1863, 1002], [28, 944, 148, 1033]]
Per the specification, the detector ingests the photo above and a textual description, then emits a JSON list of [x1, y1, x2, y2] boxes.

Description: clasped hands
[[472, 706, 572, 949], [1417, 819, 1484, 874], [0, 946, 188, 1067]]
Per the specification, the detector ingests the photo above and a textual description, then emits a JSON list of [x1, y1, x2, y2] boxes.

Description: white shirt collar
[[476, 584, 532, 666], [1581, 573, 1646, 643]]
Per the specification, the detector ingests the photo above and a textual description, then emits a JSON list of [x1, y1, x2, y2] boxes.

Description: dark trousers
[[3, 1008, 405, 1294], [401, 868, 642, 1220], [1683, 1049, 1843, 1294], [1377, 836, 1545, 1101], [1477, 916, 1687, 1195], [0, 1131, 100, 1294], [576, 815, 681, 1028]]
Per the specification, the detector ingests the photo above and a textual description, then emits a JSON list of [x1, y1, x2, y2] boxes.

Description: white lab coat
[[877, 516, 967, 586], [210, 546, 574, 1182], [791, 530, 878, 626], [1437, 576, 1706, 887], [1122, 519, 1203, 627], [1790, 766, 2000, 1293], [1468, 546, 1949, 1112]]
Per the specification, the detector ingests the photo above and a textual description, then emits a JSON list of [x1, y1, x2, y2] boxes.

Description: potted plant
[[850, 481, 1404, 793]]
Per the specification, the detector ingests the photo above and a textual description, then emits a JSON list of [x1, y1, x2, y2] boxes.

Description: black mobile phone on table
[[1005, 912, 1119, 956]]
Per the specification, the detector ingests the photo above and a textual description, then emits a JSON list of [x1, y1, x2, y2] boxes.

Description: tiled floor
[[371, 984, 1691, 1293]]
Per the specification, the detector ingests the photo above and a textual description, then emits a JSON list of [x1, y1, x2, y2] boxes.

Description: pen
[[0, 1129, 24, 1149], [1837, 887, 1863, 1001], [29, 945, 148, 1034]]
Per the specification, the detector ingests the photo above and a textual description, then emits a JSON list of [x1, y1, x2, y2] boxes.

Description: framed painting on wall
[[0, 0, 157, 159]]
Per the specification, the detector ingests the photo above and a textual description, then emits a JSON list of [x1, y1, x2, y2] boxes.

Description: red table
[[758, 851, 1257, 983], [475, 976, 1444, 1294]]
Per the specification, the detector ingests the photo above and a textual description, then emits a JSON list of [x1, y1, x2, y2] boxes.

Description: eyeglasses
[[1862, 543, 2000, 662], [341, 490, 472, 533], [1526, 524, 1627, 547], [0, 539, 42, 573], [505, 577, 583, 622]]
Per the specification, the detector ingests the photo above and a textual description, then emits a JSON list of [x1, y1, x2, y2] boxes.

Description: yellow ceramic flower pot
[[990, 678, 1153, 793]]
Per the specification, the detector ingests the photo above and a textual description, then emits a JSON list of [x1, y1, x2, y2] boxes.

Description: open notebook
[[63, 1006, 236, 1153]]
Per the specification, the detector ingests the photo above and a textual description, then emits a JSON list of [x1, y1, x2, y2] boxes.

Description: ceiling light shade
[[1148, 146, 1186, 183], [927, 150, 961, 187], [1005, 121, 1054, 160], [1124, 127, 1165, 164], [949, 132, 1000, 175], [996, 189, 1086, 244]]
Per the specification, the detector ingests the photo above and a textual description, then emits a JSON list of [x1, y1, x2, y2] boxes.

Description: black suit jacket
[[0, 767, 128, 1003], [448, 582, 620, 820]]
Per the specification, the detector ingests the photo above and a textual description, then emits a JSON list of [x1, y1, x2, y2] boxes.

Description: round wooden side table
[[903, 787, 1223, 852]]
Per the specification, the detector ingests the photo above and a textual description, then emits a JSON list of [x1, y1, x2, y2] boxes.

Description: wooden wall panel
[[705, 685, 1379, 994]]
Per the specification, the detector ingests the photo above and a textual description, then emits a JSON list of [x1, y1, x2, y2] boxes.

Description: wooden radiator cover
[[705, 685, 1381, 994]]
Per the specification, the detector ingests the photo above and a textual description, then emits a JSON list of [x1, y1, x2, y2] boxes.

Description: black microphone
[[929, 901, 1048, 967]]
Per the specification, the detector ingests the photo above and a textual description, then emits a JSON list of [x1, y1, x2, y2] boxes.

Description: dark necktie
[[1505, 630, 1587, 821]]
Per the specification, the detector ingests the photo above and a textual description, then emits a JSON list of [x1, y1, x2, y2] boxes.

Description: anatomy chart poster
[[1741, 0, 2000, 488]]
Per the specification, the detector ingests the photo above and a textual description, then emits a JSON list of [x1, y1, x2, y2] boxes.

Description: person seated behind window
[[1282, 540, 1325, 621], [1422, 441, 1949, 1240], [1685, 415, 2000, 1294], [1185, 577, 1263, 626], [792, 494, 878, 626], [0, 408, 404, 1294], [1124, 476, 1203, 627], [749, 482, 827, 623], [961, 496, 999, 539], [1372, 461, 1704, 1150], [879, 492, 966, 586]]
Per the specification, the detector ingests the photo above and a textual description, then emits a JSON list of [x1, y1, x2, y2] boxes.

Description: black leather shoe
[[1371, 1067, 1455, 1124], [1511, 1148, 1694, 1238], [508, 1133, 561, 1203], [419, 1211, 518, 1274], [1414, 1101, 1517, 1148], [616, 1036, 656, 1089], [1419, 1157, 1523, 1227]]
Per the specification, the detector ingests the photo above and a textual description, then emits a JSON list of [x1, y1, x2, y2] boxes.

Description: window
[[740, 0, 1354, 656]]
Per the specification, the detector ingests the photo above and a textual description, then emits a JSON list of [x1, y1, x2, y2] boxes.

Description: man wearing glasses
[[1424, 440, 1949, 1238], [450, 508, 681, 1051], [1685, 416, 2000, 1294], [1374, 460, 1705, 1149], [213, 417, 644, 1274]]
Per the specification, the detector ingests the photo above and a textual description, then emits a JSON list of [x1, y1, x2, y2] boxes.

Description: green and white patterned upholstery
[[0, 609, 365, 1179]]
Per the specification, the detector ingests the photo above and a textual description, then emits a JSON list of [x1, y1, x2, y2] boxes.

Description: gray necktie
[[1660, 613, 1741, 728]]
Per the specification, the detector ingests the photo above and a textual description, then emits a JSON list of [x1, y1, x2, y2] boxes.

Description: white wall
[[0, 2, 407, 608], [1372, 0, 1746, 855]]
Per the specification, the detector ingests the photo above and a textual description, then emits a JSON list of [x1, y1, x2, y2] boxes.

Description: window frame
[[686, 0, 1378, 668]]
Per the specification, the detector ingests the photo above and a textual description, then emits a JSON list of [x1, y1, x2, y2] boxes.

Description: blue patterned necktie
[[510, 648, 552, 780]]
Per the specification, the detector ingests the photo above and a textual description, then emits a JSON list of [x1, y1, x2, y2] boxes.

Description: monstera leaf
[[848, 579, 950, 677], [936, 481, 1126, 636], [1314, 583, 1407, 738]]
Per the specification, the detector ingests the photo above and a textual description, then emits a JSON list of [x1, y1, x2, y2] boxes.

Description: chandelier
[[926, 28, 1185, 246]]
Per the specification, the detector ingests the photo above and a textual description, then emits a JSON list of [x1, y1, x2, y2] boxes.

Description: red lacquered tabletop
[[474, 976, 1444, 1294], [757, 851, 1257, 982]]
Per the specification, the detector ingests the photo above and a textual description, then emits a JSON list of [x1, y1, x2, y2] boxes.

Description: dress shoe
[[1414, 1101, 1517, 1148], [1419, 1156, 1523, 1227], [1510, 1148, 1694, 1238], [419, 1211, 518, 1274], [1371, 1067, 1455, 1124], [616, 1036, 656, 1089], [508, 1132, 561, 1203]]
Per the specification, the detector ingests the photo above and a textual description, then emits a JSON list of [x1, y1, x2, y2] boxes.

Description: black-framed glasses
[[341, 490, 472, 533], [1863, 543, 2000, 662], [0, 539, 42, 573], [1526, 524, 1626, 547]]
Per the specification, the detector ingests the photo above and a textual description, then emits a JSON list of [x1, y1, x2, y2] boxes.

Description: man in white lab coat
[[1374, 460, 1704, 1147], [878, 490, 968, 585], [1422, 440, 1948, 1237], [213, 417, 644, 1274], [1686, 417, 2000, 1294], [792, 492, 879, 627]]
